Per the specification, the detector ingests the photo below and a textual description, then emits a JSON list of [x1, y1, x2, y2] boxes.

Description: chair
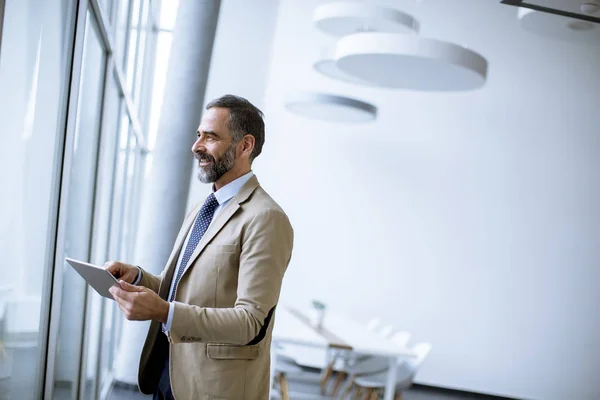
[[378, 324, 394, 339], [366, 319, 394, 339], [351, 342, 432, 400], [272, 355, 301, 400], [318, 317, 390, 395], [276, 342, 330, 370], [336, 331, 412, 399], [366, 318, 381, 332], [390, 331, 411, 348], [271, 350, 325, 400]]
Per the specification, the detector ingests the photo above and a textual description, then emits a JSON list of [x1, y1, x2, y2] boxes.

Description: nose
[[192, 137, 205, 154]]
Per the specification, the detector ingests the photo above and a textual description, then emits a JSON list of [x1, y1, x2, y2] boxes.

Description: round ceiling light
[[334, 32, 488, 91], [580, 2, 600, 14], [284, 92, 377, 123], [314, 2, 419, 36], [518, 7, 600, 45], [313, 46, 374, 86]]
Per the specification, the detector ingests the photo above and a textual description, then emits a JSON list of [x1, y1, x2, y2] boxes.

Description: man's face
[[193, 107, 237, 183]]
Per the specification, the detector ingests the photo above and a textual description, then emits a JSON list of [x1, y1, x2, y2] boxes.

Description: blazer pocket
[[207, 243, 238, 253], [206, 344, 259, 360]]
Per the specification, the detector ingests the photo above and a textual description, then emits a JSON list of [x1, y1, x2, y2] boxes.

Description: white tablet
[[65, 257, 120, 299]]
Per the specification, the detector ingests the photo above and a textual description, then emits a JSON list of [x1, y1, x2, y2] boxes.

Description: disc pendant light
[[335, 32, 488, 91], [313, 2, 488, 91], [284, 92, 377, 123], [314, 2, 420, 36]]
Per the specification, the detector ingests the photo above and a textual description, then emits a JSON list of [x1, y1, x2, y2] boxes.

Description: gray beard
[[196, 144, 236, 183]]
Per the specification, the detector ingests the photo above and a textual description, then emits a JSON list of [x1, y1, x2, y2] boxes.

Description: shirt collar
[[213, 171, 255, 205]]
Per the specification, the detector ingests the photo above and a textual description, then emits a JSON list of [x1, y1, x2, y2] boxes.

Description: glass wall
[[92, 72, 122, 400], [145, 0, 178, 183], [0, 0, 76, 399], [46, 0, 158, 398], [0, 0, 163, 398], [52, 11, 106, 400]]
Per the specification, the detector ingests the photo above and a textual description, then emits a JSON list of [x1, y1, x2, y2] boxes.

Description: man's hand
[[109, 281, 170, 323], [104, 261, 139, 284]]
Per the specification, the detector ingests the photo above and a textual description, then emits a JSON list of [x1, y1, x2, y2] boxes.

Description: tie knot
[[204, 193, 219, 210]]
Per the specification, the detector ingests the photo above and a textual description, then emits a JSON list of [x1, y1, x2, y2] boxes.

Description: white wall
[[256, 1, 600, 399], [186, 0, 281, 207]]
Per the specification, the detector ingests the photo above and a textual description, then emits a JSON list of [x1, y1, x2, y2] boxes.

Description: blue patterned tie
[[169, 193, 219, 301]]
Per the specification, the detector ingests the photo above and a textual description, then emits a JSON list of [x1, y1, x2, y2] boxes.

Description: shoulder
[[240, 187, 294, 250], [243, 186, 291, 225]]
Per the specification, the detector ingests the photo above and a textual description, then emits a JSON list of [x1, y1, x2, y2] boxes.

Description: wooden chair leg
[[340, 378, 356, 399], [278, 372, 290, 400], [320, 360, 335, 395], [354, 385, 363, 400], [332, 371, 348, 396]]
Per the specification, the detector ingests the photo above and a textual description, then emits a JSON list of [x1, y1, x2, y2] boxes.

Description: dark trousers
[[153, 351, 174, 400]]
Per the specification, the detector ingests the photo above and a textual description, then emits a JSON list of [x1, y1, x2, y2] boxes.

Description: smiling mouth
[[196, 155, 213, 166]]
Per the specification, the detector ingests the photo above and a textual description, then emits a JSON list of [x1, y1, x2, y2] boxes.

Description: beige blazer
[[136, 175, 294, 400]]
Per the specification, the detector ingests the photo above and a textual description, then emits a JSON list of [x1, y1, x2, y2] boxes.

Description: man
[[106, 95, 294, 400]]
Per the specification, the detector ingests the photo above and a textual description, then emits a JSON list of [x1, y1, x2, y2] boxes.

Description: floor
[[110, 386, 151, 400], [1, 345, 507, 400], [108, 376, 506, 400]]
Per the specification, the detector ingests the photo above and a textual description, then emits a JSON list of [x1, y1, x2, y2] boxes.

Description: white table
[[272, 306, 415, 400]]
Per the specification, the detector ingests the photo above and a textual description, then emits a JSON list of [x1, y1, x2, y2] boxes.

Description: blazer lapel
[[172, 203, 202, 262], [183, 175, 260, 274]]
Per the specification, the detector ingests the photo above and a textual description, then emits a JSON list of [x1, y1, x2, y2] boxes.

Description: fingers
[[108, 283, 140, 300], [104, 261, 122, 277], [109, 286, 161, 322], [113, 295, 136, 320], [104, 261, 137, 283], [109, 284, 124, 299], [110, 287, 129, 314], [119, 280, 144, 292], [110, 286, 138, 320]]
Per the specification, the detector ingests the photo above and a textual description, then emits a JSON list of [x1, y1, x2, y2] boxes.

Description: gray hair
[[206, 94, 265, 160]]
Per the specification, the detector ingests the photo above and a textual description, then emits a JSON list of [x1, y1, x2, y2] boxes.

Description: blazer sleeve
[[168, 208, 294, 345], [137, 268, 163, 294]]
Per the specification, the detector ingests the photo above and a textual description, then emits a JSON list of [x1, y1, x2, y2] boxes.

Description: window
[[91, 71, 122, 398], [125, 0, 141, 94], [0, 1, 162, 398], [0, 0, 76, 398], [113, 0, 131, 69], [51, 12, 106, 400], [99, 0, 115, 23]]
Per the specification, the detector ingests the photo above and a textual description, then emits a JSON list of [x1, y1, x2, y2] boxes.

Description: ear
[[238, 134, 255, 158]]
